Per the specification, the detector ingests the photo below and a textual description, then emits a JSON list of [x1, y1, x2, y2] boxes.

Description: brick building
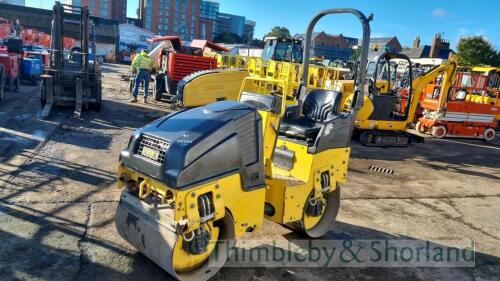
[[402, 34, 454, 59], [140, 0, 200, 40], [369, 37, 403, 52], [367, 36, 403, 60], [0, 2, 119, 56], [65, 0, 127, 23], [294, 32, 354, 60]]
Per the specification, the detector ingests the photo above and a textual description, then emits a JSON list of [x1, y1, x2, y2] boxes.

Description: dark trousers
[[133, 69, 150, 97]]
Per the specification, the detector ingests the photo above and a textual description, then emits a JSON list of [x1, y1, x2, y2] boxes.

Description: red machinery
[[0, 18, 11, 39], [417, 71, 499, 141], [148, 36, 228, 102], [0, 48, 20, 93]]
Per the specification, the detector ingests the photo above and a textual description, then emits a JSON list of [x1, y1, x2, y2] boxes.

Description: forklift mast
[[50, 1, 90, 80], [41, 1, 101, 118]]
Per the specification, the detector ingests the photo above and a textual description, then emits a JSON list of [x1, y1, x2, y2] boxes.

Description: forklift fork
[[74, 78, 82, 118], [40, 76, 54, 118]]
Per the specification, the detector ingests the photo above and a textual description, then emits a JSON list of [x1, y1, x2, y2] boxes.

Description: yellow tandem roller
[[115, 8, 372, 280]]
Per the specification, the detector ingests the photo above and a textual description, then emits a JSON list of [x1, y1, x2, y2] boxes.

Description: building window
[[90, 0, 95, 13], [100, 0, 109, 17], [144, 0, 153, 30]]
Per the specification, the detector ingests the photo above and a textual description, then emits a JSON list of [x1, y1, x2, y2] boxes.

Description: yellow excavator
[[344, 52, 458, 146], [115, 8, 371, 281]]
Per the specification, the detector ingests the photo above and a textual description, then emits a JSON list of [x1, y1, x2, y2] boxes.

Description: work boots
[[129, 96, 138, 103]]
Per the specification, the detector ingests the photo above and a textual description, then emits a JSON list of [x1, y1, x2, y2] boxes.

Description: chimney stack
[[413, 36, 420, 48], [430, 33, 442, 58]]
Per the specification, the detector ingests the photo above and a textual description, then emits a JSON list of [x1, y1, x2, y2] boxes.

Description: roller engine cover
[[120, 101, 265, 190]]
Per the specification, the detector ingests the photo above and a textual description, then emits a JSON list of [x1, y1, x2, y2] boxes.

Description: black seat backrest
[[302, 89, 342, 121]]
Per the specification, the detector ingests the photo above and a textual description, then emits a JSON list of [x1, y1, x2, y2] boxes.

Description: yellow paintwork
[[181, 70, 249, 108], [172, 224, 219, 272], [117, 66, 351, 272], [472, 66, 500, 75], [471, 66, 500, 120], [266, 139, 350, 224], [180, 53, 342, 108], [118, 166, 265, 237], [118, 165, 266, 271], [345, 55, 459, 131], [213, 53, 248, 69]]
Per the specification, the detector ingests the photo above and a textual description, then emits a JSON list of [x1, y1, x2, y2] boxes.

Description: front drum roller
[[292, 186, 341, 238], [115, 190, 235, 281]]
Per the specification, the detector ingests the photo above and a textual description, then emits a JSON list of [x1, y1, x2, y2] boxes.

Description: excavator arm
[[409, 54, 458, 122]]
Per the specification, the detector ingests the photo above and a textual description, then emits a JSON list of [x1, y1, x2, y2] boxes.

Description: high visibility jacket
[[131, 50, 155, 72]]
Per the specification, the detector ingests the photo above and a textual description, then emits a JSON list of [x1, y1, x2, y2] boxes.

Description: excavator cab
[[261, 37, 303, 64], [115, 8, 371, 281], [368, 52, 413, 121]]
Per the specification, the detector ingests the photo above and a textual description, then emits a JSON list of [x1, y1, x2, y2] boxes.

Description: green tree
[[214, 32, 243, 44], [250, 39, 265, 48], [351, 47, 361, 61], [264, 26, 291, 38], [457, 36, 500, 66]]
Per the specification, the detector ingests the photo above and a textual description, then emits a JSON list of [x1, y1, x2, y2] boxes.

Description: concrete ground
[[0, 63, 499, 281]]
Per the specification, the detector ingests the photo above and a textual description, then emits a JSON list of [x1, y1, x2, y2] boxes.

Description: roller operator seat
[[279, 89, 343, 142]]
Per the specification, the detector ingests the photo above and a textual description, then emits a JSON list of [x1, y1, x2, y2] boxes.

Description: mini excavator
[[115, 8, 371, 281], [344, 52, 458, 146]]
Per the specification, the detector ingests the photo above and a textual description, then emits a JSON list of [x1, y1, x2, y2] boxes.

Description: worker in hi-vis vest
[[130, 50, 156, 103]]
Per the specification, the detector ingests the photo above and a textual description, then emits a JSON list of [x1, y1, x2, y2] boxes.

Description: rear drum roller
[[295, 186, 340, 238], [115, 190, 235, 281]]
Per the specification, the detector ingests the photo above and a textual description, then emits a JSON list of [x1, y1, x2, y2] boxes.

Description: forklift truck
[[40, 1, 101, 118], [115, 8, 371, 281]]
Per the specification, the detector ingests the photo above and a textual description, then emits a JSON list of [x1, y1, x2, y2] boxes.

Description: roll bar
[[372, 52, 413, 118], [301, 8, 372, 111]]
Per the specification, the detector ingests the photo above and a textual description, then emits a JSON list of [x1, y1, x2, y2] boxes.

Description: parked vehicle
[[0, 48, 20, 93], [343, 53, 458, 146], [149, 36, 228, 102], [40, 2, 101, 118], [20, 57, 42, 84], [417, 71, 499, 141]]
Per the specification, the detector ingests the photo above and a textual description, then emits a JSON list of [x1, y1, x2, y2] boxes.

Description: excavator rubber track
[[359, 131, 423, 147]]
